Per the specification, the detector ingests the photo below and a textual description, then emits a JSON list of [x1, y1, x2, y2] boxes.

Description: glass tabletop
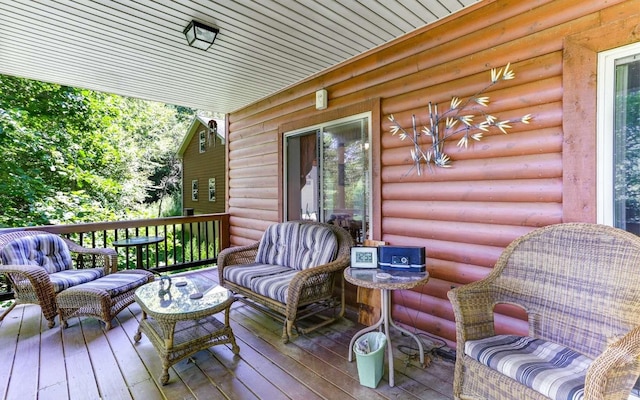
[[134, 275, 232, 316], [344, 267, 429, 290], [112, 236, 164, 246]]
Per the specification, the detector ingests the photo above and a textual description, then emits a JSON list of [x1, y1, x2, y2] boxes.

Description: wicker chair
[[0, 230, 117, 328], [218, 220, 354, 342], [447, 223, 640, 400]]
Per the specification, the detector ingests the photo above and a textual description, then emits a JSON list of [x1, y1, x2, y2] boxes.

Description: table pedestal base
[[348, 288, 427, 387]]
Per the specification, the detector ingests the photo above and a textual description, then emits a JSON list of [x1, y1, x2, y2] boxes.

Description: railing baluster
[[181, 223, 186, 264], [204, 220, 210, 260], [213, 220, 219, 257], [171, 224, 176, 266], [197, 221, 202, 261], [189, 222, 192, 262]]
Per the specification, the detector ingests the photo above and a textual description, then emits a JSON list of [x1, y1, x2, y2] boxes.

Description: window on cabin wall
[[192, 179, 199, 201], [208, 178, 216, 202], [199, 130, 206, 153], [284, 113, 371, 244], [598, 43, 640, 233]]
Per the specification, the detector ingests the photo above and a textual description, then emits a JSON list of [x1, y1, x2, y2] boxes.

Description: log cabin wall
[[226, 0, 640, 347]]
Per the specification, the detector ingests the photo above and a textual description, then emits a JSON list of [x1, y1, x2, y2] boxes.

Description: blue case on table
[[378, 246, 426, 272]]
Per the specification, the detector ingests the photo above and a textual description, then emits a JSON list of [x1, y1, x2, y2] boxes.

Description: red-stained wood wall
[[225, 0, 640, 347]]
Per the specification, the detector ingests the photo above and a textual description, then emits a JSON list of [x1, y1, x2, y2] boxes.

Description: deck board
[[227, 316, 331, 400], [82, 317, 132, 400], [9, 305, 41, 399], [61, 318, 101, 400], [232, 304, 371, 400], [0, 306, 22, 400], [119, 305, 196, 400], [37, 312, 68, 400], [104, 312, 164, 400], [0, 268, 455, 400]]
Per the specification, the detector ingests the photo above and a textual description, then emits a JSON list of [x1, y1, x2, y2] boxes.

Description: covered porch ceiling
[[0, 0, 478, 114]]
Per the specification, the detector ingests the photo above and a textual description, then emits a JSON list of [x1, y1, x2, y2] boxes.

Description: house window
[[208, 178, 216, 202], [597, 43, 640, 233], [191, 179, 199, 201], [199, 130, 206, 153], [284, 113, 371, 244]]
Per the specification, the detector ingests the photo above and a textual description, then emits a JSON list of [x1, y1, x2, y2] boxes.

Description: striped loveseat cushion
[[465, 335, 592, 400], [255, 222, 338, 270], [223, 262, 297, 302], [225, 221, 339, 303], [224, 263, 293, 289]]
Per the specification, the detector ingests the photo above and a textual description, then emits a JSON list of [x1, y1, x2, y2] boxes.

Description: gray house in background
[[177, 116, 226, 215]]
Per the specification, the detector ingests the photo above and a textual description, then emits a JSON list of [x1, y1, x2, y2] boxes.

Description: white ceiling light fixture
[[183, 20, 219, 51]]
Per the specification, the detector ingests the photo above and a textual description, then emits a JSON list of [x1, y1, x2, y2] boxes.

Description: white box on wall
[[315, 89, 327, 110]]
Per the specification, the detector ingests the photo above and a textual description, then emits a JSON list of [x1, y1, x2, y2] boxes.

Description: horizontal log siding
[[227, 0, 638, 345]]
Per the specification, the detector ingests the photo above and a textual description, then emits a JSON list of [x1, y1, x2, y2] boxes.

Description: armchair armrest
[[585, 325, 640, 399], [0, 264, 54, 287], [448, 280, 499, 351], [285, 255, 349, 318], [217, 242, 259, 284], [65, 240, 118, 274], [0, 264, 57, 321]]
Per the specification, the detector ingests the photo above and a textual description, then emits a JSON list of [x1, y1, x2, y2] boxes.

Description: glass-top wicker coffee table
[[133, 274, 239, 385]]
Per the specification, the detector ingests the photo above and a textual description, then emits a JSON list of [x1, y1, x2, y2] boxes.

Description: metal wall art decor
[[388, 63, 532, 175]]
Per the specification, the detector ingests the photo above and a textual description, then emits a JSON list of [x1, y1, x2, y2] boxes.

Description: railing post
[[220, 213, 231, 251]]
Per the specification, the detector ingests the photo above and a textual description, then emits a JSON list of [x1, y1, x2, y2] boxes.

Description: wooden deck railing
[[0, 213, 230, 299]]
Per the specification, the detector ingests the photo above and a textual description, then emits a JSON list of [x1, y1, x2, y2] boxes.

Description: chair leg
[[42, 305, 58, 329], [0, 301, 17, 322], [337, 276, 346, 318], [296, 279, 346, 336], [282, 320, 294, 343], [0, 301, 57, 328]]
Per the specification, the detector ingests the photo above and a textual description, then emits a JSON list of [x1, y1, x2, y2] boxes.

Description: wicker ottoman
[[56, 270, 154, 330]]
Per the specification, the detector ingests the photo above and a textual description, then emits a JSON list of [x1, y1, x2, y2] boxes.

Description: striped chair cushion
[[223, 263, 296, 303], [250, 268, 298, 303], [293, 223, 339, 269], [49, 268, 105, 292], [255, 222, 298, 268], [465, 335, 592, 400], [70, 271, 150, 297], [1, 234, 72, 274], [255, 222, 338, 270], [224, 263, 292, 288]]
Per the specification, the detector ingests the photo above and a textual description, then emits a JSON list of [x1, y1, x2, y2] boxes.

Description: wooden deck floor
[[0, 268, 455, 400]]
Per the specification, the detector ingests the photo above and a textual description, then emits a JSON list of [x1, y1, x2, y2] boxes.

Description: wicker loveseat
[[218, 220, 353, 342], [0, 230, 117, 328], [447, 223, 640, 400]]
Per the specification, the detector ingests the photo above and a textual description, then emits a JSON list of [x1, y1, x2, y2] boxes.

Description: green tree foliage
[[0, 75, 194, 227]]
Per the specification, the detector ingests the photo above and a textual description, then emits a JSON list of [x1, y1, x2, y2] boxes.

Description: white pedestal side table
[[344, 267, 429, 387]]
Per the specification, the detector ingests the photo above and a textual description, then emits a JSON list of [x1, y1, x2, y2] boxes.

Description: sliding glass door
[[285, 113, 371, 243], [598, 44, 640, 233]]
